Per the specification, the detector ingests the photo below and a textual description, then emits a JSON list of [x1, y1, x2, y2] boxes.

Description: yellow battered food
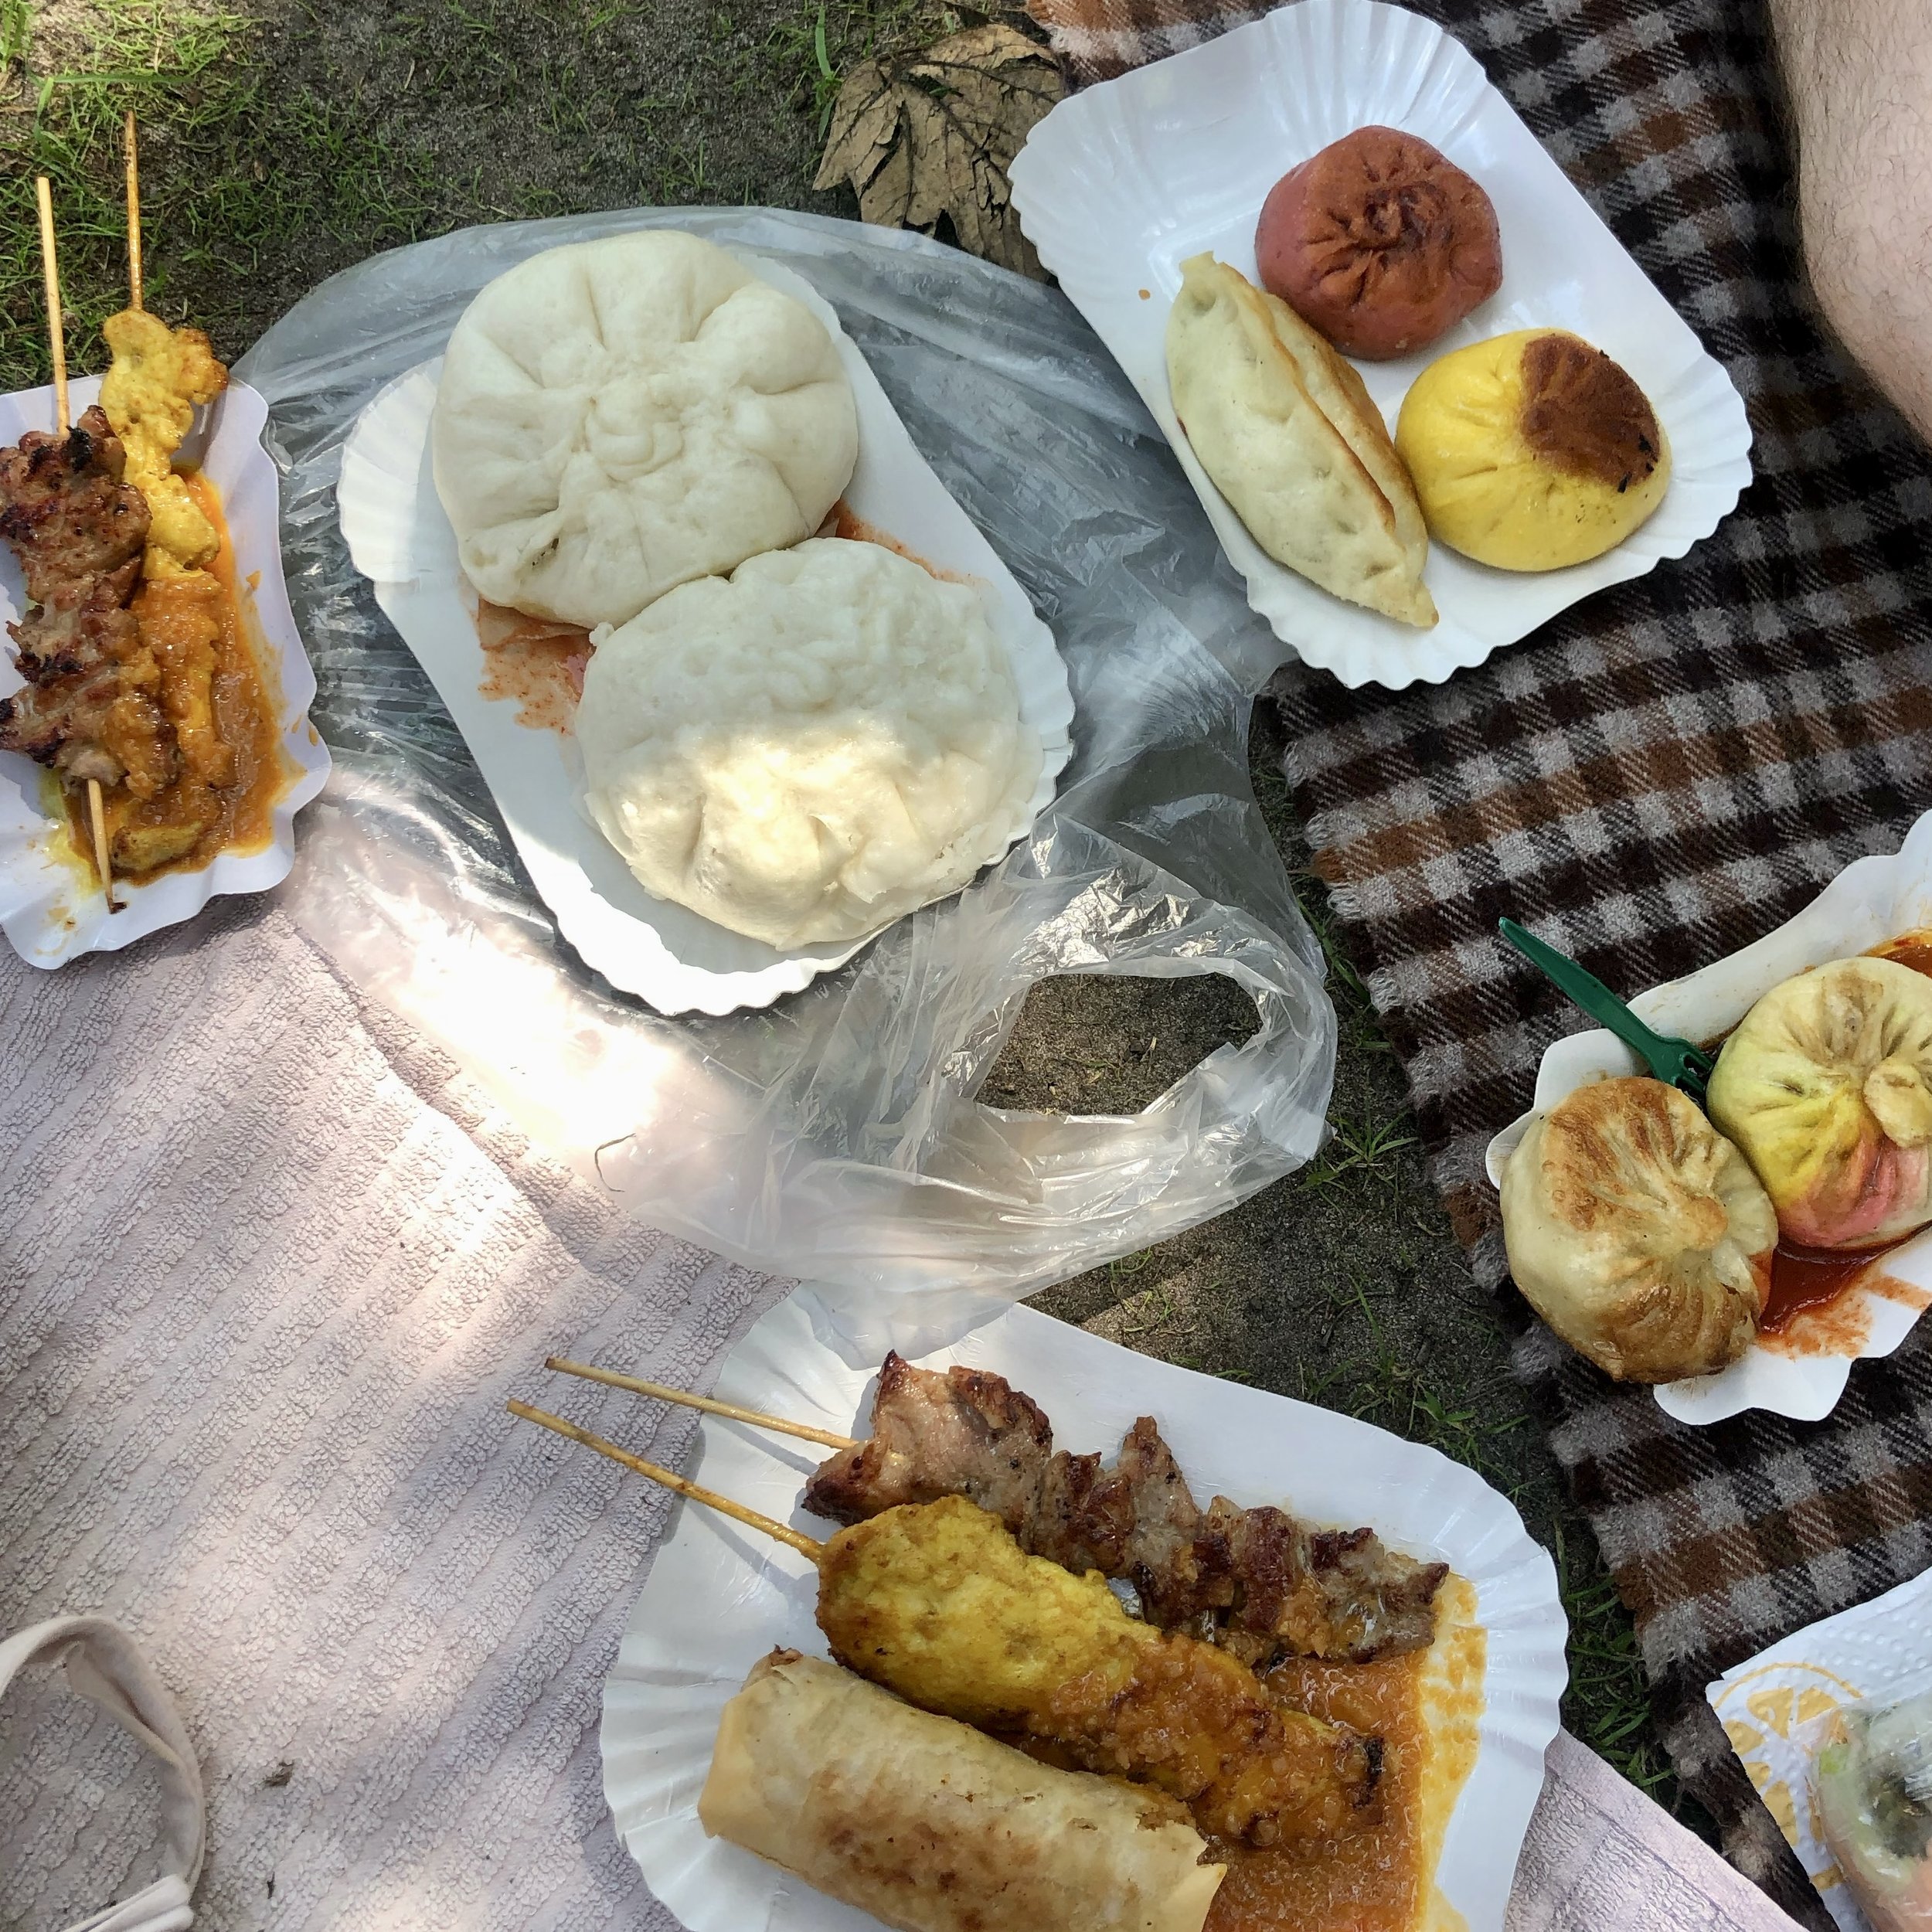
[[100, 308, 229, 578], [815, 1495, 1379, 1847], [1395, 328, 1670, 570]]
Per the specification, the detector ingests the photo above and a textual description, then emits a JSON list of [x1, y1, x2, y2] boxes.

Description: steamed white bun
[[431, 230, 858, 627], [578, 539, 1040, 949]]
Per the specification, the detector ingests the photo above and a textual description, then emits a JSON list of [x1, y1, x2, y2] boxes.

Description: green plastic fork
[[1498, 917, 1716, 1104]]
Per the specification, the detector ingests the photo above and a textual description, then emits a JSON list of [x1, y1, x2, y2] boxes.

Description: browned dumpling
[[1500, 1077, 1776, 1383]]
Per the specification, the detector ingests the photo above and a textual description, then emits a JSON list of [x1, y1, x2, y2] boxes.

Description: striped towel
[[1024, 0, 1932, 1920]]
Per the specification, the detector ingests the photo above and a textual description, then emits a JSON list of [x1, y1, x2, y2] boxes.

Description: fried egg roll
[[699, 1651, 1225, 1932]]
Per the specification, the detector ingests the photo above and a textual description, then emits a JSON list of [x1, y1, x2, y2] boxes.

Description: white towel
[[0, 896, 1803, 1932], [0, 898, 772, 1930]]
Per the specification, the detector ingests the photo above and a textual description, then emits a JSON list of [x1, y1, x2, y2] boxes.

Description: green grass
[[0, 0, 892, 388], [0, 0, 447, 386], [766, 0, 961, 131]]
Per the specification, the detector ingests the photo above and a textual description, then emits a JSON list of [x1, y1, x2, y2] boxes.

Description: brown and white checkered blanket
[[1025, 0, 1932, 1921]]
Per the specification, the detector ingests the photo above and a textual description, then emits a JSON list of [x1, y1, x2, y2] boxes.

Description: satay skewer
[[543, 1356, 859, 1451], [507, 1397, 825, 1557], [32, 174, 117, 913], [507, 1393, 1381, 1849]]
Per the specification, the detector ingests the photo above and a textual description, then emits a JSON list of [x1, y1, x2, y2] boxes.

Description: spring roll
[[699, 1650, 1225, 1932]]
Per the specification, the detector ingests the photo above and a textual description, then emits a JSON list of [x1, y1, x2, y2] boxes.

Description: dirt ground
[[2, 0, 1673, 1801]]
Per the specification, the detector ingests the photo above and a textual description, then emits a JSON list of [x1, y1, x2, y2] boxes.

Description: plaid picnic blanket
[[1025, 0, 1932, 1920]]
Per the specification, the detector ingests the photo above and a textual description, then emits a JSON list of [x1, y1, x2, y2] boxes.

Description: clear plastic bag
[[1811, 1682, 1932, 1932], [236, 207, 1335, 1336]]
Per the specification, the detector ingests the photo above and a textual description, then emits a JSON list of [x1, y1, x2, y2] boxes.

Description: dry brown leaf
[[813, 23, 1066, 277]]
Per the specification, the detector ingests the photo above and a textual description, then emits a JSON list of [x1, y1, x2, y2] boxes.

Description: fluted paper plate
[[0, 376, 331, 966], [338, 247, 1074, 1018], [1485, 809, 1932, 1427], [600, 1290, 1568, 1932], [1007, 0, 1753, 691]]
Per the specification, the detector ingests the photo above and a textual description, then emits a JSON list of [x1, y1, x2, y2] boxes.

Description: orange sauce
[[1873, 931, 1932, 978], [473, 600, 590, 735], [1760, 1264, 1931, 1359], [64, 470, 288, 883], [1206, 1585, 1484, 1932], [1762, 1242, 1893, 1335]]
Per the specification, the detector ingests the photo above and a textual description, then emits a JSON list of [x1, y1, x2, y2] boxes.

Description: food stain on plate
[[819, 498, 975, 584], [473, 597, 590, 734], [1759, 1253, 1932, 1360]]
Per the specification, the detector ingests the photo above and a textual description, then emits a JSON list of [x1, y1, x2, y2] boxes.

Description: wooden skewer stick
[[507, 1399, 826, 1560], [124, 112, 143, 313], [34, 175, 117, 912], [544, 1357, 859, 1451], [33, 177, 67, 434]]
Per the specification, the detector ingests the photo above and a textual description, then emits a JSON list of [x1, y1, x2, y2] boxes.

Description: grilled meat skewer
[[806, 1352, 1449, 1666], [0, 405, 172, 794]]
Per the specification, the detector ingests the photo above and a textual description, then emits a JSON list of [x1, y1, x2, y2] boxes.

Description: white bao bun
[[578, 538, 1042, 951], [431, 230, 858, 628]]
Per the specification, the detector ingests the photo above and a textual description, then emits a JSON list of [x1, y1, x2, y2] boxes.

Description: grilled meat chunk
[[0, 407, 148, 602], [805, 1353, 1449, 1665]]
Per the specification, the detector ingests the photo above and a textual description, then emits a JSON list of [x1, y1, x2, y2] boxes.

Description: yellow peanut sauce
[[63, 470, 289, 882], [1207, 1577, 1485, 1932]]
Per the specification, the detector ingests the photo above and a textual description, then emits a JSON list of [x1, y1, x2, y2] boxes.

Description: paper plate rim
[[335, 242, 1073, 1017], [598, 1291, 1568, 1932], [1484, 811, 1932, 1425], [1007, 0, 1753, 692]]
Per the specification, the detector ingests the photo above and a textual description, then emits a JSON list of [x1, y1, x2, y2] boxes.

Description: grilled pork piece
[[0, 406, 150, 600], [804, 1353, 1449, 1665], [0, 406, 167, 791]]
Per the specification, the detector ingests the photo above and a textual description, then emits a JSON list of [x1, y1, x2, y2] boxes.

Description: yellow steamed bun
[[1394, 328, 1669, 570]]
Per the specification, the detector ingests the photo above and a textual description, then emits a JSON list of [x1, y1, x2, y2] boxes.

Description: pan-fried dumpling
[[1501, 1077, 1775, 1383], [431, 230, 858, 628], [1707, 956, 1932, 1250], [1165, 253, 1437, 628]]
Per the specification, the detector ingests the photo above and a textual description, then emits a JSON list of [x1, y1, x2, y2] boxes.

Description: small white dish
[[338, 248, 1074, 1018], [1008, 0, 1753, 692], [600, 1288, 1568, 1932], [1485, 808, 1932, 1427], [0, 376, 331, 966]]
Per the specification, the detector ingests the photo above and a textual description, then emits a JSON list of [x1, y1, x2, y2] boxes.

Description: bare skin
[[1771, 0, 1932, 442]]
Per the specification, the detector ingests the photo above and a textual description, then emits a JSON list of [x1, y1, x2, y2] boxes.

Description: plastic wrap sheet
[[236, 207, 1335, 1341]]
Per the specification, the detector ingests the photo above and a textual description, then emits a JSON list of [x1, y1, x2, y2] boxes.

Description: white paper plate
[[338, 247, 1074, 1018], [600, 1290, 1567, 1932], [0, 376, 331, 966], [1007, 0, 1753, 692], [1485, 809, 1932, 1427]]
